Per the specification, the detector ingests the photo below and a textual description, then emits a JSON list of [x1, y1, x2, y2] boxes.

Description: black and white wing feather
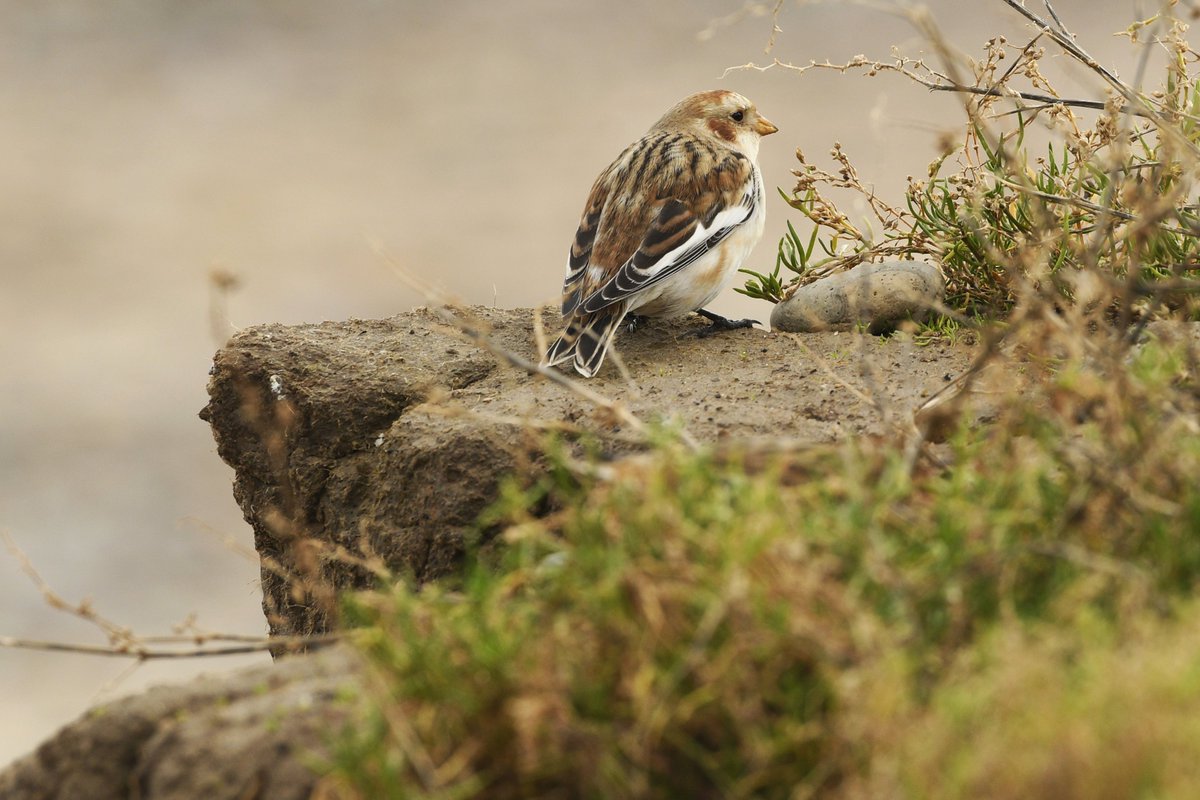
[[579, 179, 758, 315], [560, 179, 609, 317]]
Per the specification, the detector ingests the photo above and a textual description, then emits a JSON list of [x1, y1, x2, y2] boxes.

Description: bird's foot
[[625, 314, 650, 333], [692, 308, 759, 338]]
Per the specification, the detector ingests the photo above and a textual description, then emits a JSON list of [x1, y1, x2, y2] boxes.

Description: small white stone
[[771, 260, 945, 333], [268, 374, 284, 398], [535, 551, 569, 576]]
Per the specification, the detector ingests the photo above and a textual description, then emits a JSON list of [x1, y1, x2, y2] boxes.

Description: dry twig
[[2, 530, 339, 660]]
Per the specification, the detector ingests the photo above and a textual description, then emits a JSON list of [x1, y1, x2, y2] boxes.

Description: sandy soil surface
[[0, 0, 1148, 765]]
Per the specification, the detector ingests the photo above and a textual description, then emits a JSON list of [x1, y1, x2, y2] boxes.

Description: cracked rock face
[[200, 306, 973, 641], [200, 311, 527, 642]]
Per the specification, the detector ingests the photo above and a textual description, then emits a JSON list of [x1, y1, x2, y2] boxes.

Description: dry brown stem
[[1, 530, 339, 660]]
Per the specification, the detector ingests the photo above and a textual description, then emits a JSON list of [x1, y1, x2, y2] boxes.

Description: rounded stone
[[770, 260, 946, 334]]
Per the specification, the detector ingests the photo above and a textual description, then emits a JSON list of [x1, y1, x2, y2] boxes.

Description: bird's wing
[[560, 177, 610, 316], [578, 167, 759, 316]]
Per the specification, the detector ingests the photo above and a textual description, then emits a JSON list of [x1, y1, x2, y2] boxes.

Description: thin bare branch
[[0, 632, 343, 660], [999, 0, 1200, 156], [723, 55, 1192, 122], [3, 529, 341, 660]]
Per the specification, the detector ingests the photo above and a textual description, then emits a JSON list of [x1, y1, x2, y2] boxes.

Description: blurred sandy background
[[0, 0, 1148, 765]]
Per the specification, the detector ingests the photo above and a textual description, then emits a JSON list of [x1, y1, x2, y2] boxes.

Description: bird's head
[[653, 89, 778, 159]]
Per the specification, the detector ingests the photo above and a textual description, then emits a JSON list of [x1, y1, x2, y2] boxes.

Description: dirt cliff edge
[[1, 306, 972, 796]]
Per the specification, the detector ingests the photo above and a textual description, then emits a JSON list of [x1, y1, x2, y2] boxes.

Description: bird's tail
[[541, 307, 627, 378]]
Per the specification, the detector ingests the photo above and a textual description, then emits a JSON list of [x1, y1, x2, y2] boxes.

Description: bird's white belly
[[629, 202, 766, 319]]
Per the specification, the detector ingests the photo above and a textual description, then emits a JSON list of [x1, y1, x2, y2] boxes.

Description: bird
[[541, 89, 778, 378]]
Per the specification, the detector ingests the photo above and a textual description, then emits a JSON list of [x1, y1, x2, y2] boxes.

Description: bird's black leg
[[625, 313, 650, 333], [692, 308, 759, 338]]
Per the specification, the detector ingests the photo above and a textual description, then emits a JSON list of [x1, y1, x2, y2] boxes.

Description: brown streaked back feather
[[587, 134, 750, 280]]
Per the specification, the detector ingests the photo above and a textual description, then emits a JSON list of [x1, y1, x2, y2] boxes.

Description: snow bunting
[[542, 89, 777, 378]]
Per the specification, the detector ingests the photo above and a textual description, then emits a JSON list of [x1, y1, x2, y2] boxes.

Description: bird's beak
[[755, 115, 779, 136]]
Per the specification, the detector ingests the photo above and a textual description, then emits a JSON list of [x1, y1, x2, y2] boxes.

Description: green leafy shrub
[[741, 18, 1200, 324]]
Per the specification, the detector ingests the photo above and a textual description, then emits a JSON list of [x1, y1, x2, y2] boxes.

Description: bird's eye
[[731, 110, 745, 122]]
